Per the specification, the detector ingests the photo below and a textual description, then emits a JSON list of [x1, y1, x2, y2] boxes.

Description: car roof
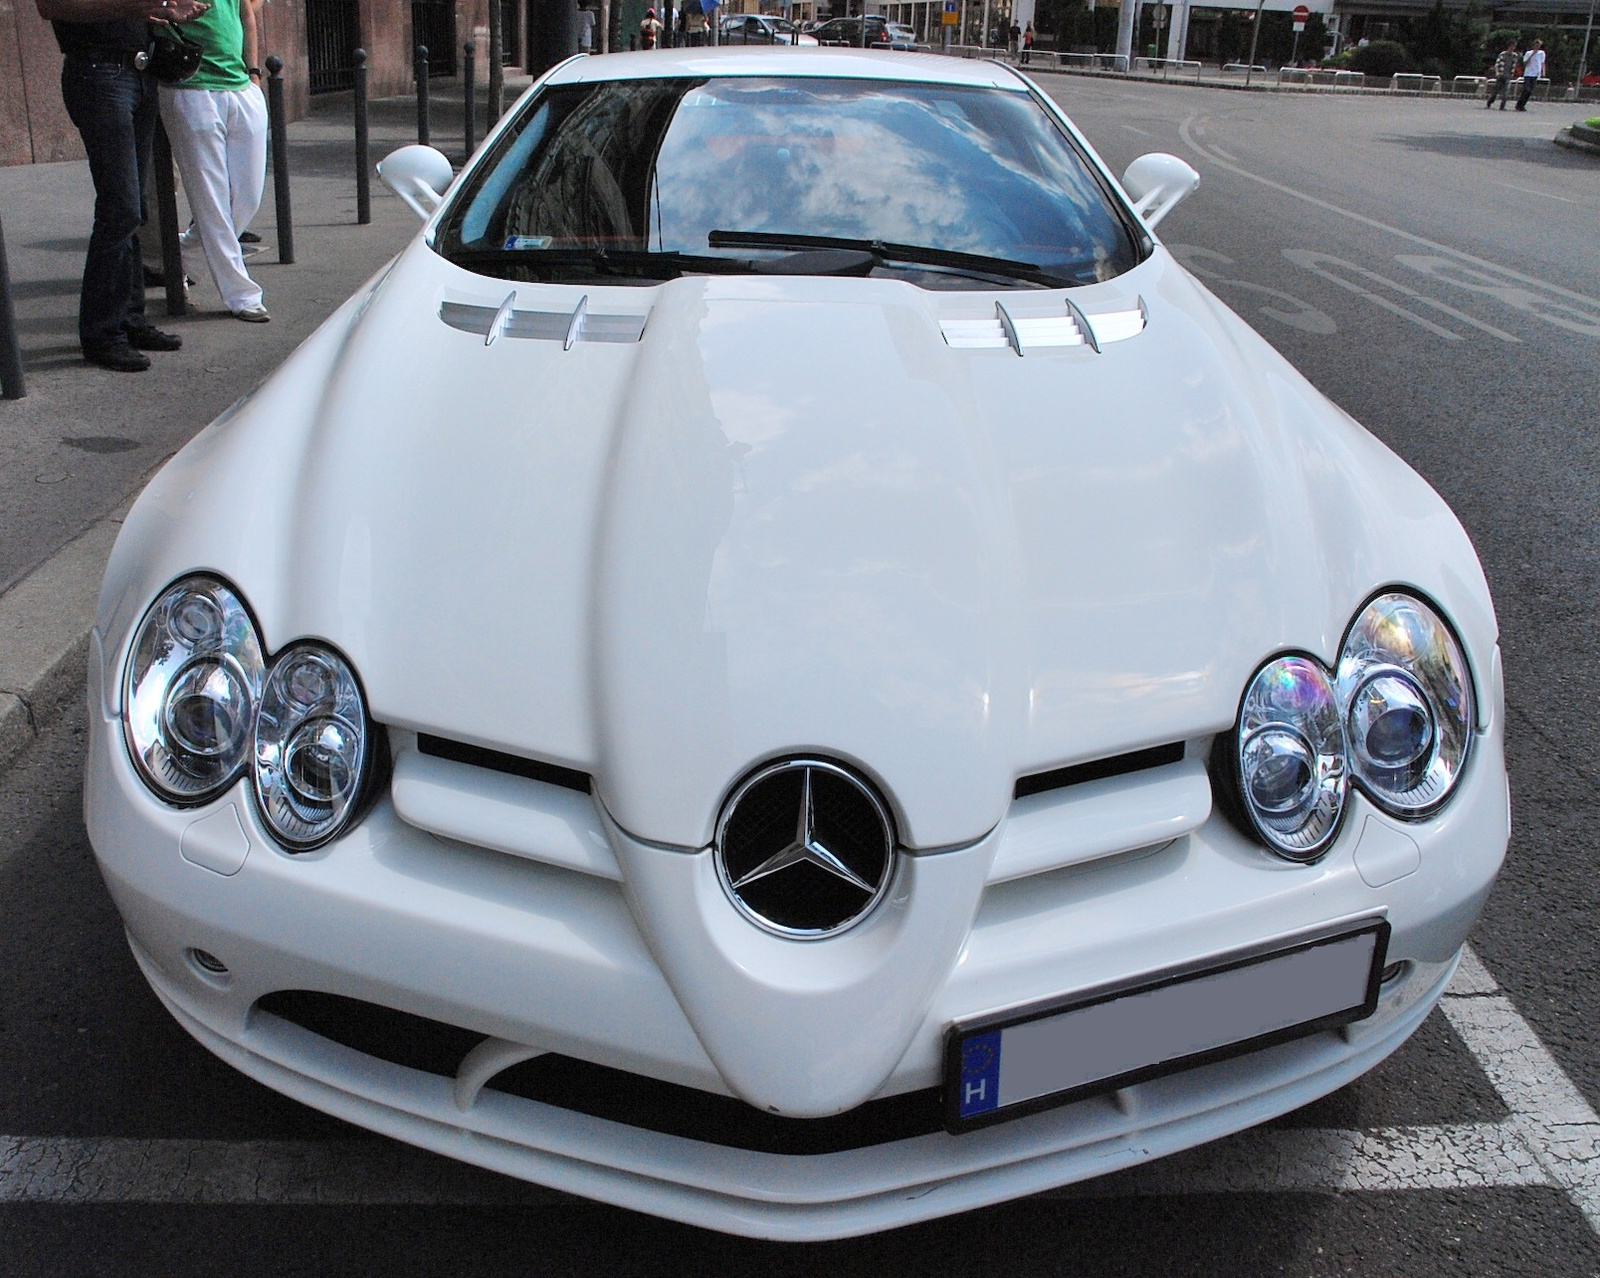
[[550, 47, 1030, 89]]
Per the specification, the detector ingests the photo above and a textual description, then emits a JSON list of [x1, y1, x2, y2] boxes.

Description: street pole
[[1578, 0, 1596, 92], [1243, 0, 1264, 87]]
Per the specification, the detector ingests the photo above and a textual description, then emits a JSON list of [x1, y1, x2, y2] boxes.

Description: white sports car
[[85, 48, 1507, 1239]]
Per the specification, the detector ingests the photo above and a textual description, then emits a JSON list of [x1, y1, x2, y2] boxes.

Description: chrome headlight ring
[[1234, 591, 1477, 861], [123, 577, 375, 851], [1235, 655, 1348, 861], [252, 643, 373, 851], [1335, 592, 1474, 818], [123, 576, 266, 803]]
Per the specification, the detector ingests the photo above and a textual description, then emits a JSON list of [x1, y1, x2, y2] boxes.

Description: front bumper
[[85, 646, 1508, 1239]]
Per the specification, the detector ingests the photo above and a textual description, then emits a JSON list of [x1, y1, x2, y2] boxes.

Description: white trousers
[[159, 84, 268, 313]]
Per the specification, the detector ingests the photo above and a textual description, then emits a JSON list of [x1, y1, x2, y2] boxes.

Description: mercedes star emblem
[[715, 758, 896, 938]]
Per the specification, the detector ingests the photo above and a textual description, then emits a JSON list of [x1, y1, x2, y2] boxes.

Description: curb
[[0, 506, 129, 775], [1553, 122, 1600, 155]]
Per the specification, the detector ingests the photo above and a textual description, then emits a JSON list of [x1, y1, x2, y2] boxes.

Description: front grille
[[255, 989, 943, 1153]]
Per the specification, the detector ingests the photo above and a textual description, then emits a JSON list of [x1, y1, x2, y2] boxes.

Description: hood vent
[[440, 295, 649, 347], [941, 296, 1145, 356]]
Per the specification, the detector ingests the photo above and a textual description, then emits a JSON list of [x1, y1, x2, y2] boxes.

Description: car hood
[[101, 242, 1495, 851]]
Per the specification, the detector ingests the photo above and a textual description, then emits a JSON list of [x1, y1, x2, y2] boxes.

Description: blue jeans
[[60, 58, 157, 352]]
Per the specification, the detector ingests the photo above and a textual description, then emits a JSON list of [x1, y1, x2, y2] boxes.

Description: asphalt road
[[2, 76, 1599, 1276]]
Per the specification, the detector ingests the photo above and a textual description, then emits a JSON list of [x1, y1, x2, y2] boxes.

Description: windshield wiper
[[447, 247, 757, 280], [708, 230, 1076, 287]]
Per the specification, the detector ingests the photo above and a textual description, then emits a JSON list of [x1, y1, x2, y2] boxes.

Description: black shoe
[[85, 341, 151, 372], [238, 230, 262, 244], [142, 264, 165, 287], [125, 323, 183, 352]]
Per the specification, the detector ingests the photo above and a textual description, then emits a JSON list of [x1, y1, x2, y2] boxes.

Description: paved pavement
[[0, 75, 533, 775]]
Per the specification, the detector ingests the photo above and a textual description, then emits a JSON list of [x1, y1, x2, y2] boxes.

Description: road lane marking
[[1283, 250, 1521, 344], [1175, 114, 1600, 314], [0, 947, 1592, 1236], [1395, 255, 1600, 338], [1121, 124, 1153, 136], [1168, 245, 1338, 334], [1487, 180, 1580, 204], [1441, 947, 1600, 1235]]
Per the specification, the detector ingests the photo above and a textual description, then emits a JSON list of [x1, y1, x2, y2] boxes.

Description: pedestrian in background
[[640, 7, 662, 47], [1020, 22, 1034, 64], [160, 0, 269, 321], [36, 0, 209, 371], [578, 3, 595, 52], [1516, 39, 1545, 110], [1007, 20, 1020, 53], [1485, 40, 1517, 109], [682, 0, 707, 46]]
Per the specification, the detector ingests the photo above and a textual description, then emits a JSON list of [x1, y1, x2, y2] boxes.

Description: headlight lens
[[124, 577, 265, 801], [1236, 656, 1347, 859], [1336, 593, 1474, 815], [253, 645, 371, 850]]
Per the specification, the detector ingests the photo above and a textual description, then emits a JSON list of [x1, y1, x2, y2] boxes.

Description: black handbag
[[147, 23, 205, 84]]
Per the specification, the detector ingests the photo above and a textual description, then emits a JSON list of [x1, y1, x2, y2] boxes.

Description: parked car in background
[[87, 46, 1508, 1242], [719, 13, 819, 44], [809, 15, 916, 47]]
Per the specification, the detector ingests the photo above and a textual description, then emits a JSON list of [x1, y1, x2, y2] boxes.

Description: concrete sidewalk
[[0, 78, 529, 775]]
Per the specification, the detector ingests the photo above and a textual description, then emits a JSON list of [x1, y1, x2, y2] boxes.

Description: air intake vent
[[257, 990, 485, 1077], [940, 297, 1145, 355], [1014, 741, 1185, 799], [416, 734, 592, 793], [440, 298, 648, 345], [489, 1055, 943, 1154]]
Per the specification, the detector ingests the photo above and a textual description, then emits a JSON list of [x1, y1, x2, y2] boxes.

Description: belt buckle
[[133, 50, 151, 70]]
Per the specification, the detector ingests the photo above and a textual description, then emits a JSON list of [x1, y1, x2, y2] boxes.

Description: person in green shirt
[[158, 0, 270, 321]]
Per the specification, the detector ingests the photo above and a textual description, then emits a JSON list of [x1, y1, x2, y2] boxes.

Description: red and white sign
[[1292, 4, 1309, 29]]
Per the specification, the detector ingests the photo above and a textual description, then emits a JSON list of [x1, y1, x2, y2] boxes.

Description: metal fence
[[306, 0, 360, 94], [411, 0, 458, 77], [501, 0, 521, 64]]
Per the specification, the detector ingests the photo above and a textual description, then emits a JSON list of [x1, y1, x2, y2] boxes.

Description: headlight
[[124, 577, 265, 802], [253, 644, 372, 850], [1336, 593, 1474, 816], [1233, 591, 1477, 861], [1235, 656, 1347, 860]]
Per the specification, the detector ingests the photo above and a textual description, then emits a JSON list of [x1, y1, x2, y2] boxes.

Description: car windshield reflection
[[437, 76, 1142, 288]]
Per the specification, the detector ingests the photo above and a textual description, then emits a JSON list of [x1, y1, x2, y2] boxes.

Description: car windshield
[[437, 75, 1143, 288]]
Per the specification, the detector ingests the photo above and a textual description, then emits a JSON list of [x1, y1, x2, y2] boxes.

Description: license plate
[[943, 919, 1389, 1132]]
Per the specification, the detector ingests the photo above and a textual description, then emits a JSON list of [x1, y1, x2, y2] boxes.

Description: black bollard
[[0, 213, 24, 399], [463, 40, 476, 159], [354, 48, 371, 225], [152, 120, 187, 316], [415, 44, 431, 147], [266, 57, 295, 263]]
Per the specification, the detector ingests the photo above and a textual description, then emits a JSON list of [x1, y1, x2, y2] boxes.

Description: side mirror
[[1120, 153, 1200, 230], [378, 145, 455, 221]]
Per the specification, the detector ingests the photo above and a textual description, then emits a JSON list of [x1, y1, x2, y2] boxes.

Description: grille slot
[[417, 733, 591, 793], [1015, 741, 1185, 799]]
